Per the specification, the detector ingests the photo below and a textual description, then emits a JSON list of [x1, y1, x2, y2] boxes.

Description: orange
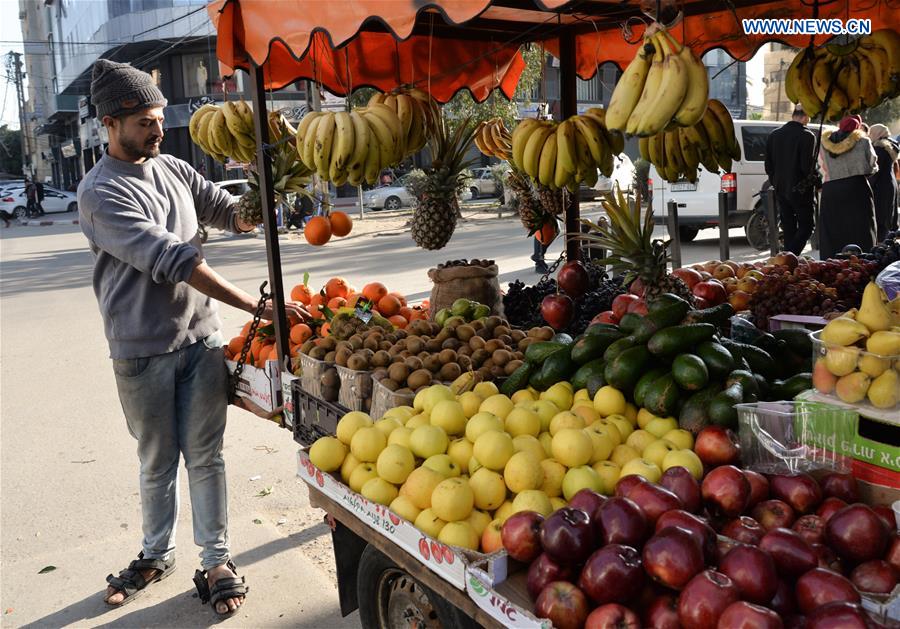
[[389, 291, 407, 307], [324, 277, 350, 300], [329, 211, 353, 237], [290, 283, 313, 304], [240, 321, 253, 337], [249, 337, 265, 361], [377, 294, 402, 317], [536, 221, 558, 246], [362, 282, 388, 303], [227, 336, 246, 355], [398, 306, 413, 321], [290, 323, 313, 345], [320, 322, 331, 336], [388, 315, 408, 329], [327, 296, 347, 310], [305, 216, 332, 246]]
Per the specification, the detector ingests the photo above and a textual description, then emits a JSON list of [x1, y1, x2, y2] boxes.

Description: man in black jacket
[[765, 107, 817, 255]]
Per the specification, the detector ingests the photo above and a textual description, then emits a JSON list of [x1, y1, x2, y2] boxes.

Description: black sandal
[[192, 560, 248, 617], [105, 552, 177, 607]]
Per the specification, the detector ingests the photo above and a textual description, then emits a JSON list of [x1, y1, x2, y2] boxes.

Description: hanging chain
[[229, 281, 272, 403]]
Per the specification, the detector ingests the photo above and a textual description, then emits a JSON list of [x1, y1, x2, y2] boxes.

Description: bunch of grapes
[[503, 278, 558, 330], [566, 279, 625, 335]]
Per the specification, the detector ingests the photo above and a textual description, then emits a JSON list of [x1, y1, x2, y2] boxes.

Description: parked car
[[647, 119, 780, 242], [581, 154, 636, 200], [362, 175, 472, 211], [468, 167, 500, 199], [0, 185, 78, 218], [214, 178, 250, 198]]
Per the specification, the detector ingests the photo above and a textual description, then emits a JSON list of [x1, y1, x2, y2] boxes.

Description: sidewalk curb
[[18, 218, 79, 226]]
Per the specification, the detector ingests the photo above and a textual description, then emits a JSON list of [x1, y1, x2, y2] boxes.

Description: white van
[[648, 120, 780, 242]]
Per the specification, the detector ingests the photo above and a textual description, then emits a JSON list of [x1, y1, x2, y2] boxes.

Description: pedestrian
[[764, 106, 817, 255], [24, 177, 38, 218], [77, 59, 308, 616], [532, 237, 550, 273], [868, 123, 899, 239], [35, 179, 45, 215], [817, 115, 878, 259]]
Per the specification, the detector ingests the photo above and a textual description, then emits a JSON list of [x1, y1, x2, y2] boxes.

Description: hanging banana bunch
[[785, 28, 900, 122], [474, 117, 513, 161], [605, 25, 709, 137]]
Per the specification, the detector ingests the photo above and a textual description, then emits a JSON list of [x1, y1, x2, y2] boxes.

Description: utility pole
[[9, 52, 30, 176]]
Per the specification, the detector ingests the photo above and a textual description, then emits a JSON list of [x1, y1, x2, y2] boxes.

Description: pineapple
[[505, 168, 563, 237], [582, 185, 694, 304], [411, 118, 479, 250], [236, 188, 263, 226]]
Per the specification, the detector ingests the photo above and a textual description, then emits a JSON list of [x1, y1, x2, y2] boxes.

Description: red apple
[[850, 559, 898, 594], [743, 469, 770, 508], [673, 267, 703, 290], [716, 536, 742, 565], [769, 473, 822, 514], [540, 507, 595, 566], [693, 280, 728, 306], [592, 310, 619, 325], [678, 569, 740, 629], [660, 466, 703, 514], [568, 488, 605, 519], [885, 532, 900, 573], [615, 474, 648, 498], [481, 519, 503, 554], [759, 528, 818, 576], [656, 510, 717, 564], [770, 251, 799, 270], [812, 542, 844, 574], [578, 544, 646, 605], [806, 602, 869, 629], [645, 592, 681, 629], [735, 276, 759, 293], [819, 473, 859, 503], [694, 427, 741, 466], [541, 294, 574, 331], [728, 290, 751, 311], [595, 496, 648, 547], [816, 497, 848, 522], [698, 271, 713, 281], [693, 296, 712, 309], [643, 526, 705, 590], [769, 578, 798, 616], [795, 567, 861, 614], [752, 499, 797, 532], [501, 510, 545, 562], [719, 544, 778, 604], [792, 515, 826, 545], [629, 278, 646, 297], [558, 261, 590, 298], [873, 505, 896, 533], [716, 602, 783, 629], [721, 516, 765, 546], [702, 465, 751, 518], [713, 264, 736, 280], [527, 552, 576, 600], [627, 299, 649, 315], [702, 260, 722, 274], [612, 294, 640, 320], [625, 481, 683, 526], [585, 603, 641, 629], [534, 581, 590, 629], [825, 504, 889, 563]]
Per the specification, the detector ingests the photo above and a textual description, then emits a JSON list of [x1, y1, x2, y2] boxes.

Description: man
[[764, 106, 817, 255], [35, 179, 45, 215], [78, 59, 307, 616], [24, 177, 37, 217]]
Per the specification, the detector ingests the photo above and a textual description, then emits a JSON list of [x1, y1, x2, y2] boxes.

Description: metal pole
[[358, 185, 364, 221], [559, 30, 580, 261], [249, 64, 290, 371], [718, 191, 730, 262], [766, 186, 780, 255], [666, 199, 682, 271]]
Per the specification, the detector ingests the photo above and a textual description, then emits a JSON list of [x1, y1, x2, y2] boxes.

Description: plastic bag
[[730, 315, 766, 344], [876, 261, 900, 300]]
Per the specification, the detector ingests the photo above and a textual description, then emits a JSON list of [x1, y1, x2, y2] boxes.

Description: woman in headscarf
[[817, 116, 878, 259], [868, 124, 899, 240]]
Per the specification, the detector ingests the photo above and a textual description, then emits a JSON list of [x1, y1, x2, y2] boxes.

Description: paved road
[[0, 212, 775, 628]]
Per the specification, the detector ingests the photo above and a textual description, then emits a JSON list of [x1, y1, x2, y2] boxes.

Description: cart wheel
[[356, 544, 477, 629]]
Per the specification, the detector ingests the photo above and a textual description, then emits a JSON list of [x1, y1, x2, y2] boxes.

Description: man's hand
[[261, 299, 311, 323], [234, 214, 256, 233]]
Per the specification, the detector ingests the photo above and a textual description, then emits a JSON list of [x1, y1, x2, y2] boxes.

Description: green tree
[[864, 96, 900, 129], [0, 126, 22, 175]]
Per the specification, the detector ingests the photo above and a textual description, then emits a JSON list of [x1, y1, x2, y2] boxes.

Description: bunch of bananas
[[606, 26, 709, 137], [786, 28, 900, 122], [473, 118, 513, 161], [368, 88, 440, 156], [510, 108, 625, 191], [189, 100, 260, 163], [638, 99, 741, 183]]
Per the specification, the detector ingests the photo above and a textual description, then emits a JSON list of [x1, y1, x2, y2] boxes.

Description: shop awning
[[208, 0, 898, 100]]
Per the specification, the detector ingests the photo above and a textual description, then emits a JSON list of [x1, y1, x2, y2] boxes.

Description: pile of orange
[[304, 211, 353, 246]]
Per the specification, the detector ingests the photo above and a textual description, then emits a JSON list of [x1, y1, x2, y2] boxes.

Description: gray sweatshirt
[[78, 152, 239, 359]]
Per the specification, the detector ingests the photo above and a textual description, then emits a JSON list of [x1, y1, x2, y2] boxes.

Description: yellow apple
[[539, 459, 567, 497], [662, 449, 704, 480], [586, 428, 616, 464], [551, 428, 594, 468], [511, 389, 536, 405], [374, 416, 403, 438], [447, 438, 474, 474], [409, 425, 449, 459], [466, 509, 492, 537], [414, 508, 446, 538], [473, 430, 515, 471], [663, 428, 695, 451], [574, 388, 591, 403], [439, 521, 479, 551], [383, 406, 415, 423], [610, 444, 641, 468], [645, 416, 679, 439], [336, 411, 373, 445], [619, 458, 662, 483], [625, 429, 658, 454], [550, 497, 567, 511], [468, 456, 483, 475], [592, 460, 621, 495], [591, 419, 623, 447], [309, 436, 347, 472], [423, 384, 455, 414], [465, 412, 504, 443], [431, 477, 475, 521], [458, 391, 484, 418], [400, 466, 446, 509], [538, 432, 553, 458], [572, 404, 601, 425], [562, 465, 602, 500], [642, 439, 679, 470], [389, 494, 421, 523], [513, 435, 547, 462], [340, 452, 361, 484], [593, 385, 627, 417], [504, 451, 544, 493], [606, 415, 634, 441], [430, 400, 467, 436], [422, 454, 461, 478], [549, 411, 585, 436], [506, 407, 542, 437], [468, 467, 507, 511], [405, 413, 430, 430], [361, 477, 398, 506], [350, 427, 387, 463], [348, 462, 379, 493], [624, 402, 638, 425], [481, 519, 504, 553], [531, 400, 560, 432], [637, 408, 657, 429], [512, 490, 553, 517], [493, 500, 516, 524], [479, 394, 515, 420], [473, 381, 500, 398], [387, 426, 413, 449], [376, 444, 416, 484], [542, 383, 574, 413]]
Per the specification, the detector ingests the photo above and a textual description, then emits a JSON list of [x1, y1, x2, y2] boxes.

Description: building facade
[[763, 43, 796, 121]]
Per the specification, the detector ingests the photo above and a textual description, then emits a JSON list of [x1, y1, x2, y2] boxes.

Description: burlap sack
[[427, 264, 504, 318]]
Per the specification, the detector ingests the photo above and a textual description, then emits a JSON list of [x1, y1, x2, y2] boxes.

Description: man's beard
[[120, 134, 161, 160]]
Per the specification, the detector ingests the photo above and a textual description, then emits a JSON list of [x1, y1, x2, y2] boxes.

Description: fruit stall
[[203, 0, 900, 627]]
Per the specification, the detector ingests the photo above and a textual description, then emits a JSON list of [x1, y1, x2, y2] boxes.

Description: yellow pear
[[824, 346, 860, 377], [868, 369, 899, 408], [835, 371, 871, 404], [857, 282, 892, 332]]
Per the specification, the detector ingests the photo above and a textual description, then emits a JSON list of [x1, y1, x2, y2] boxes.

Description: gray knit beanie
[[90, 59, 167, 119]]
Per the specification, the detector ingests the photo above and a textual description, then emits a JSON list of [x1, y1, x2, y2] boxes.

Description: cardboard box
[[465, 565, 550, 629], [767, 314, 828, 332], [281, 372, 299, 429], [296, 448, 479, 591], [226, 359, 282, 413]]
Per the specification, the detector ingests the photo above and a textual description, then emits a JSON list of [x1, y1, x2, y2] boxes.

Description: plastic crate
[[291, 378, 348, 446]]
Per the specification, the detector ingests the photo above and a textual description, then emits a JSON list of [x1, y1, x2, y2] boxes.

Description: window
[[182, 53, 235, 97], [741, 126, 778, 162]]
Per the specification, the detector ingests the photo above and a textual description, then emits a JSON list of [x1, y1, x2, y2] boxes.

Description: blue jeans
[[112, 332, 230, 570]]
